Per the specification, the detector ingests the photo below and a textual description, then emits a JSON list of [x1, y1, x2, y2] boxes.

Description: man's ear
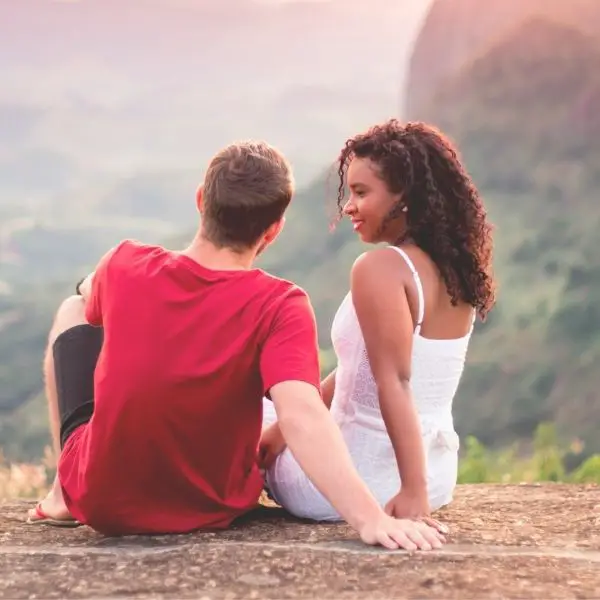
[[196, 185, 204, 213], [255, 218, 286, 258], [265, 217, 285, 245]]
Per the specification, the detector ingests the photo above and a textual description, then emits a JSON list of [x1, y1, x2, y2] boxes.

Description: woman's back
[[331, 244, 474, 448], [401, 244, 476, 341]]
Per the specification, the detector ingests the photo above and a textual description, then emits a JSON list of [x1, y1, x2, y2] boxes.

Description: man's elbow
[[279, 398, 325, 436], [272, 384, 327, 438]]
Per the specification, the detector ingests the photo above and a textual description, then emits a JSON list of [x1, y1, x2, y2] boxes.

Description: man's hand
[[359, 512, 445, 551], [257, 423, 286, 470], [269, 381, 447, 551], [385, 488, 448, 535]]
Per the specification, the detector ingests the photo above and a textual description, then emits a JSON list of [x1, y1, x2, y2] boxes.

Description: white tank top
[[262, 245, 476, 518], [330, 246, 475, 439]]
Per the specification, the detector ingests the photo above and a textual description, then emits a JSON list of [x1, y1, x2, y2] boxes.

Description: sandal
[[26, 503, 82, 528]]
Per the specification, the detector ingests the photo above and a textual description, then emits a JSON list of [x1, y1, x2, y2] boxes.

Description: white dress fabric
[[262, 246, 474, 521]]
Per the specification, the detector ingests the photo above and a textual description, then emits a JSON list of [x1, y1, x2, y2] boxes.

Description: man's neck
[[181, 234, 257, 271]]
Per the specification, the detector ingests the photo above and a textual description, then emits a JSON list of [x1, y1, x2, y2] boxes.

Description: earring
[[401, 205, 408, 213]]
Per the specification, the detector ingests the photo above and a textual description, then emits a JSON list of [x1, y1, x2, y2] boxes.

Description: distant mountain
[[404, 0, 600, 119], [0, 0, 427, 271], [1, 0, 427, 219]]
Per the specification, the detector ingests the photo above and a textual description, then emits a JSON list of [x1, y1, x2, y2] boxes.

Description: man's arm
[[258, 367, 336, 468], [270, 380, 443, 550], [260, 289, 444, 550], [270, 380, 380, 529]]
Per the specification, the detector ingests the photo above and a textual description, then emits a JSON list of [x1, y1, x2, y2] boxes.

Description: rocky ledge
[[1, 484, 599, 599]]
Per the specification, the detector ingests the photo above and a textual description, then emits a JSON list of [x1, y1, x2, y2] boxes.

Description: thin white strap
[[387, 246, 425, 334]]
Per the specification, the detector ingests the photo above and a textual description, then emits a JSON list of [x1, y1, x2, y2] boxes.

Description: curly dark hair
[[336, 119, 496, 320]]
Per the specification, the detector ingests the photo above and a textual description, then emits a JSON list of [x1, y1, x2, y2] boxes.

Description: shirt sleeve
[[260, 287, 322, 397], [85, 241, 128, 326]]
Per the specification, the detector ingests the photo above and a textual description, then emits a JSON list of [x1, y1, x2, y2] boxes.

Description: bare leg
[[28, 295, 88, 524], [44, 330, 61, 459]]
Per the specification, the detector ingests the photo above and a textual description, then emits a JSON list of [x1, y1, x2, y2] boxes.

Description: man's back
[[58, 240, 321, 534]]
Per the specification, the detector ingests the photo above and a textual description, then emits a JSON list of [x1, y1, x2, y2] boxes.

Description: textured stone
[[1, 484, 599, 599]]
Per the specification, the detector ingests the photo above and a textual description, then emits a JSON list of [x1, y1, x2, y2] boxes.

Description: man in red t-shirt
[[27, 141, 444, 551]]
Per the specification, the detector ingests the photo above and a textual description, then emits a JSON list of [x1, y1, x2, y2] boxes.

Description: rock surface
[[1, 484, 600, 599]]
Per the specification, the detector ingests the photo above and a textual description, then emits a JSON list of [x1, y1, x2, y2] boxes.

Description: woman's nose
[[342, 199, 355, 215]]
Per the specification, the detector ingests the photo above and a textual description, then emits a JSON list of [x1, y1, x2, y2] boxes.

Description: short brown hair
[[201, 141, 294, 250]]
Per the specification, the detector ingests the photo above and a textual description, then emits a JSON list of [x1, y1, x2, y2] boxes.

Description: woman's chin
[[353, 226, 369, 243], [355, 230, 375, 244]]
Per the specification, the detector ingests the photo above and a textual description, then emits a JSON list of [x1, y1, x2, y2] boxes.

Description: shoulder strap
[[387, 246, 425, 335]]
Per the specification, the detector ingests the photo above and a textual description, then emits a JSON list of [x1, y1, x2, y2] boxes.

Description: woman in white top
[[259, 119, 496, 523]]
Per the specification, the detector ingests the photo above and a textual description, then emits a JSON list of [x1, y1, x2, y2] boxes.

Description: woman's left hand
[[257, 423, 287, 470]]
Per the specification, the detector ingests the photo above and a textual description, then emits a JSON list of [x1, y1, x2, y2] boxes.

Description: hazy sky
[[1, 0, 435, 190]]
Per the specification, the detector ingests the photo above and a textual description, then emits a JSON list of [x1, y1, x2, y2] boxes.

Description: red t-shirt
[[58, 240, 321, 535]]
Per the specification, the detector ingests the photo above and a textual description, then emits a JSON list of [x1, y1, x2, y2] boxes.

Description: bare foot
[[27, 476, 79, 527]]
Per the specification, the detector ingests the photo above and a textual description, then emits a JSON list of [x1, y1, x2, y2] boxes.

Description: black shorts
[[54, 324, 104, 448]]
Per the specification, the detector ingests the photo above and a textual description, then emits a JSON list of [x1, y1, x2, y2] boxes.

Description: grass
[[0, 446, 54, 501], [2, 423, 599, 502]]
